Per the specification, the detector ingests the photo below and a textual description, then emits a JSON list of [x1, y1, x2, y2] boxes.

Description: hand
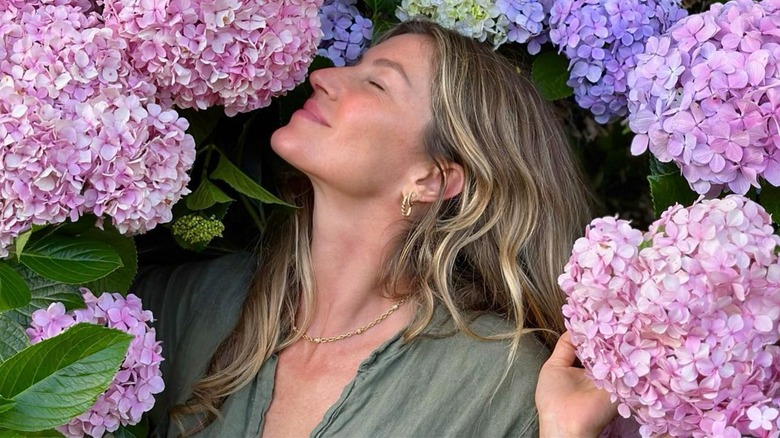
[[535, 331, 618, 438]]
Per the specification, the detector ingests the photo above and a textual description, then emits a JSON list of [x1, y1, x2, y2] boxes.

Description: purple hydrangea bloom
[[550, 0, 687, 123], [628, 0, 780, 196], [27, 290, 164, 438], [496, 0, 553, 54], [318, 0, 373, 66], [559, 195, 780, 438], [0, 2, 195, 257]]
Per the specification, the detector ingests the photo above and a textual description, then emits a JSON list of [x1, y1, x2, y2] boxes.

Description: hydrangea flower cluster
[[0, 2, 195, 257], [102, 0, 323, 116], [559, 195, 780, 437], [628, 0, 780, 195], [318, 0, 373, 66], [26, 290, 164, 438], [397, 0, 558, 52], [549, 0, 687, 123], [396, 0, 509, 47], [172, 214, 225, 246], [496, 0, 552, 54]]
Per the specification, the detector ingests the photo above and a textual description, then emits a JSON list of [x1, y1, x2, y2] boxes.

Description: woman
[[136, 19, 609, 437]]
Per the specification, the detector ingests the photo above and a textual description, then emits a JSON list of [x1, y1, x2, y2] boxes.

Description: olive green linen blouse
[[133, 253, 549, 438]]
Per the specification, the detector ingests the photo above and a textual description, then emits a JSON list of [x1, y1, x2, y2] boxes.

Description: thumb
[[544, 331, 578, 368]]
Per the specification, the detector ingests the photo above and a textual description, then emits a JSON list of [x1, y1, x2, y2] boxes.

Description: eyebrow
[[373, 58, 412, 87]]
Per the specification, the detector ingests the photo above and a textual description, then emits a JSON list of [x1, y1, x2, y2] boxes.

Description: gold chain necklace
[[293, 297, 408, 344]]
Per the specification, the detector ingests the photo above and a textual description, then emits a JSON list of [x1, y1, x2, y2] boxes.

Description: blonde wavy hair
[[173, 18, 591, 433]]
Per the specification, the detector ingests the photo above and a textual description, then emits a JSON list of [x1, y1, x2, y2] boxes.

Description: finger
[[543, 331, 578, 368]]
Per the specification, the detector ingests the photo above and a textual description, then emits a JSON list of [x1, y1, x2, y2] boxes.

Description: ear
[[411, 161, 465, 203]]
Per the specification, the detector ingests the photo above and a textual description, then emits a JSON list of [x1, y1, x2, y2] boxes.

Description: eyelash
[[368, 80, 385, 91]]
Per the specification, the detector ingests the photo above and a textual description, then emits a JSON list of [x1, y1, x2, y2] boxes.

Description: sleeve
[[130, 252, 256, 434]]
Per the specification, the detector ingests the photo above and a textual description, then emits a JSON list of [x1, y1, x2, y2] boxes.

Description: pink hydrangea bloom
[[628, 0, 780, 195], [0, 1, 196, 256], [102, 0, 323, 116], [560, 195, 780, 438], [25, 302, 76, 343], [27, 290, 164, 438]]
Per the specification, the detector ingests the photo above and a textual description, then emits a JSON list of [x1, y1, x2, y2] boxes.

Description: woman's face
[[271, 34, 434, 199]]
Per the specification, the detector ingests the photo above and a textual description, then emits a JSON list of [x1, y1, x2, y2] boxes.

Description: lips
[[300, 99, 330, 127]]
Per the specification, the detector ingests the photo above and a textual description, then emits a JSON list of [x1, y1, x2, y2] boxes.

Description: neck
[[300, 189, 412, 339]]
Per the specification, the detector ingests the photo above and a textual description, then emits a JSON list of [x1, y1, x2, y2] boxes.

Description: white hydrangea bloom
[[397, 0, 509, 47]]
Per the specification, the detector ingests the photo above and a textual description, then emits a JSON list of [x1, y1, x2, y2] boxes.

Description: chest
[[259, 346, 368, 438]]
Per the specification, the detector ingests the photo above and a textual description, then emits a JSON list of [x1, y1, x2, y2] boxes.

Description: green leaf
[[759, 184, 780, 225], [186, 179, 234, 211], [211, 154, 292, 206], [0, 429, 64, 438], [371, 19, 396, 42], [50, 216, 97, 237], [113, 417, 148, 438], [648, 155, 679, 177], [178, 106, 224, 147], [0, 324, 132, 432], [363, 0, 397, 17], [648, 172, 699, 217], [0, 264, 30, 312], [79, 230, 137, 295], [531, 52, 574, 101], [13, 231, 32, 261], [5, 266, 83, 328], [0, 397, 14, 415], [19, 235, 122, 284], [0, 315, 29, 363]]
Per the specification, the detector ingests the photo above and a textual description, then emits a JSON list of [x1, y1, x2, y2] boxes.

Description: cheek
[[350, 109, 428, 154]]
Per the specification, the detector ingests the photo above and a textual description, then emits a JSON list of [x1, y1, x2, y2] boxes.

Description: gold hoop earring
[[401, 193, 416, 217]]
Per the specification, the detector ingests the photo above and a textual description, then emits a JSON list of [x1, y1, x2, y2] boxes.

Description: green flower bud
[[172, 214, 224, 246]]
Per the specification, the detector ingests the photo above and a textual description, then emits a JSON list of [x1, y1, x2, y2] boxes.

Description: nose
[[309, 67, 340, 98]]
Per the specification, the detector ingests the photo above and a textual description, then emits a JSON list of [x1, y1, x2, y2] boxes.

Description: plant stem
[[240, 195, 265, 235]]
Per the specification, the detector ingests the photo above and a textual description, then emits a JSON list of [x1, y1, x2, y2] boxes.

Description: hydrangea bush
[[628, 0, 780, 195], [318, 0, 373, 66], [549, 0, 687, 123], [27, 290, 164, 438], [4, 0, 780, 436], [559, 195, 780, 437], [0, 1, 195, 257], [103, 0, 324, 116]]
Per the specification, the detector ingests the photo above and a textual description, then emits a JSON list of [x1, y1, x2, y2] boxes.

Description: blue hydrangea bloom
[[319, 0, 373, 67], [496, 0, 553, 54], [549, 0, 687, 123]]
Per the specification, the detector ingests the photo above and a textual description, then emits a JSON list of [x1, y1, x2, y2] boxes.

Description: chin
[[270, 127, 312, 175], [270, 124, 298, 158]]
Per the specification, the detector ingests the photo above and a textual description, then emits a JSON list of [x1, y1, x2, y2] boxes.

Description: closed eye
[[369, 80, 385, 91]]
